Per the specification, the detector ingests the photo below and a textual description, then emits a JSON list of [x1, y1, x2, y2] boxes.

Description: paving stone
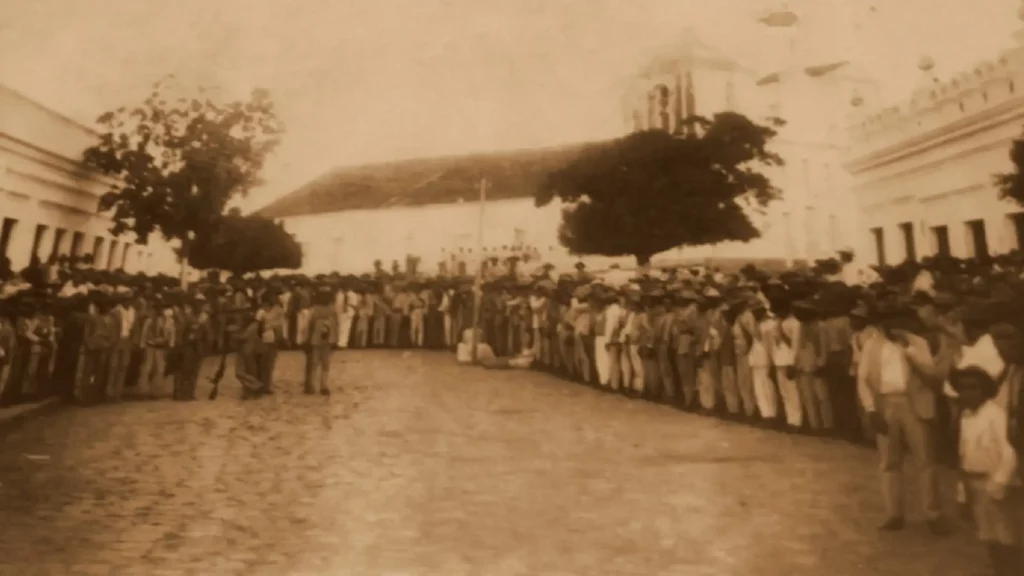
[[0, 350, 988, 575]]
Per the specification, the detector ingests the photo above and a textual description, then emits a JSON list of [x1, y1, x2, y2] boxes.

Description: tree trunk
[[179, 237, 191, 289], [634, 253, 652, 276]]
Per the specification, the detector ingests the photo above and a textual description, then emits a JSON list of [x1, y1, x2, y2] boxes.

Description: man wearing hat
[[594, 288, 624, 391], [79, 292, 117, 404], [572, 285, 596, 384], [107, 292, 137, 402], [138, 297, 176, 399], [857, 303, 949, 535], [695, 287, 724, 413], [670, 289, 701, 409]]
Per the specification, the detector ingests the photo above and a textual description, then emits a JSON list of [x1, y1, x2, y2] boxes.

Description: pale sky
[[0, 0, 1019, 210]]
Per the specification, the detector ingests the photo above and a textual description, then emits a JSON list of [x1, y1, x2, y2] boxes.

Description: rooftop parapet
[[847, 2, 1024, 162], [847, 49, 1023, 161]]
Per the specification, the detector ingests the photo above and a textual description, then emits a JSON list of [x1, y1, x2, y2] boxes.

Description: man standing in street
[[857, 304, 950, 536], [107, 293, 136, 402]]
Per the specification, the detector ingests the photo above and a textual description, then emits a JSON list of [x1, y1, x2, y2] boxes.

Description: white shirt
[[911, 269, 935, 295], [841, 261, 879, 287], [960, 400, 1018, 487], [770, 317, 798, 367], [603, 303, 623, 340], [118, 305, 135, 339], [879, 340, 909, 395], [346, 291, 360, 313]]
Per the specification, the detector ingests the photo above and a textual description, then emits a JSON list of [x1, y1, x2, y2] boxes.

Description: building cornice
[[845, 93, 1024, 174], [850, 137, 1010, 191], [0, 132, 115, 189]]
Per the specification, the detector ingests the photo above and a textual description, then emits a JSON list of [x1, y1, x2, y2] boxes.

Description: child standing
[[952, 364, 1021, 575]]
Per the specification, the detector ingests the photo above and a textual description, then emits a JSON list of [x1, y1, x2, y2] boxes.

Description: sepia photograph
[[0, 0, 1022, 574]]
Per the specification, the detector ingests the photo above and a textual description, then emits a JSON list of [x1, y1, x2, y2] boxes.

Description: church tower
[[623, 29, 753, 135]]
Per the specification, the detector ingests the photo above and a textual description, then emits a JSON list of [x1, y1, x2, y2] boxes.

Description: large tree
[[188, 209, 302, 276], [995, 133, 1024, 207], [535, 112, 784, 267], [83, 76, 284, 285]]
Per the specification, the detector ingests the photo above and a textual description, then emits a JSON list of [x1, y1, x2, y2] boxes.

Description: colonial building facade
[[845, 19, 1024, 265], [0, 84, 177, 275], [266, 29, 881, 274], [624, 29, 879, 265]]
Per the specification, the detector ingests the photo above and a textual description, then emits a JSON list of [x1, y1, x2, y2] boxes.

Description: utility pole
[[469, 178, 488, 363]]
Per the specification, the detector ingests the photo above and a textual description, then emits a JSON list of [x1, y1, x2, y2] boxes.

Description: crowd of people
[[0, 247, 1022, 574]]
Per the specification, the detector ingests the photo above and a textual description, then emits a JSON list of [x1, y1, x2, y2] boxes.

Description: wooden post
[[470, 178, 488, 363]]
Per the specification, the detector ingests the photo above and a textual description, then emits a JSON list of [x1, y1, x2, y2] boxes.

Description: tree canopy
[[995, 134, 1024, 207], [82, 76, 284, 280], [535, 112, 784, 266], [188, 209, 302, 275]]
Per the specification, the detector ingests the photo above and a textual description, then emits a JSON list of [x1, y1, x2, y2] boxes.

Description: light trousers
[[337, 311, 354, 348], [751, 365, 777, 419], [628, 344, 645, 394], [735, 357, 757, 417], [697, 356, 720, 410], [107, 339, 133, 401], [138, 347, 167, 397], [721, 365, 740, 414], [875, 395, 940, 521], [776, 366, 802, 427], [410, 309, 425, 347], [594, 336, 610, 385]]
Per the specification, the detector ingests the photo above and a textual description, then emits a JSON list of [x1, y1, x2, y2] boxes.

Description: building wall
[[845, 41, 1024, 265], [282, 197, 586, 275], [0, 84, 178, 276]]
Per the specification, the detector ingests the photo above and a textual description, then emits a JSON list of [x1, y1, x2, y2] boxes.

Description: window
[[965, 219, 989, 258], [931, 225, 951, 257], [871, 227, 886, 266], [108, 241, 119, 270], [0, 218, 17, 262], [120, 245, 130, 269], [92, 237, 105, 266], [1012, 213, 1024, 250], [51, 228, 66, 259], [70, 231, 85, 257], [898, 221, 916, 262], [31, 224, 48, 262]]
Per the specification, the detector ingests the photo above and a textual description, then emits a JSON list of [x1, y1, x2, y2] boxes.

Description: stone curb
[[0, 398, 63, 433]]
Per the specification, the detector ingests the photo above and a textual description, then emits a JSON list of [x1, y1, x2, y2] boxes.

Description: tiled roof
[[255, 143, 592, 219]]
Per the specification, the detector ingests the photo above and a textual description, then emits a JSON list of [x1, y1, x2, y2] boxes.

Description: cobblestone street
[[0, 350, 987, 575]]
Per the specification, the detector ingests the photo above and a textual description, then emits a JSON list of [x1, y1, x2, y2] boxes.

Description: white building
[[0, 84, 177, 275], [258, 145, 633, 275], [845, 10, 1024, 265], [623, 29, 878, 264], [266, 29, 879, 275]]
